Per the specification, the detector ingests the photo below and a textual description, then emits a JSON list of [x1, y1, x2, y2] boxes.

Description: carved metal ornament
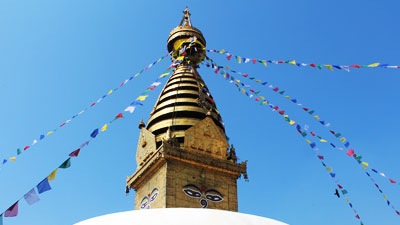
[[140, 188, 159, 209], [182, 184, 223, 208]]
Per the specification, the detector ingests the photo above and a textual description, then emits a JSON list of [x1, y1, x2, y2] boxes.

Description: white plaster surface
[[74, 208, 289, 225]]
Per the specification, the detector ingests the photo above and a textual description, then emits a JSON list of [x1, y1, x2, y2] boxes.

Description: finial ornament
[[179, 6, 192, 27]]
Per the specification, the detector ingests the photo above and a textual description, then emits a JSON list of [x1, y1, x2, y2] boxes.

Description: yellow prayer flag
[[238, 56, 242, 64], [326, 167, 332, 172], [324, 65, 333, 71], [242, 89, 246, 95], [9, 157, 16, 162], [320, 139, 327, 142], [289, 60, 296, 65], [200, 83, 204, 87], [362, 162, 369, 167], [384, 195, 387, 199], [362, 165, 366, 170], [314, 115, 320, 120], [219, 49, 225, 53], [289, 120, 296, 125], [160, 72, 170, 78], [283, 115, 288, 118], [236, 80, 240, 83], [255, 80, 261, 83], [340, 137, 346, 143], [259, 96, 265, 100], [262, 60, 267, 67], [225, 66, 230, 70], [215, 109, 220, 114], [263, 101, 269, 105], [136, 95, 148, 101], [47, 131, 53, 136], [134, 73, 140, 77], [176, 56, 184, 61], [368, 63, 380, 67], [157, 58, 162, 63], [306, 140, 311, 144], [101, 124, 108, 132], [48, 169, 58, 181], [285, 96, 290, 99], [108, 90, 113, 95], [345, 197, 349, 202]]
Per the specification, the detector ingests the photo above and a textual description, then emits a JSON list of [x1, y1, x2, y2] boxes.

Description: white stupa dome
[[74, 208, 288, 225]]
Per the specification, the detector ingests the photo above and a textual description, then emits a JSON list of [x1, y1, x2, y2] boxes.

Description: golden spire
[[146, 8, 225, 148]]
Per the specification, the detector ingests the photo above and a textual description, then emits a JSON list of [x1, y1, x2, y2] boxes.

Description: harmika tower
[[126, 7, 247, 211]]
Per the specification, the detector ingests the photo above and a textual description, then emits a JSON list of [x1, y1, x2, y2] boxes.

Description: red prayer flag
[[337, 184, 343, 189], [311, 132, 315, 136], [330, 130, 335, 134], [215, 68, 219, 74], [273, 87, 279, 92], [309, 63, 316, 67], [252, 59, 257, 64], [303, 108, 308, 111], [389, 179, 397, 184], [278, 61, 284, 64], [250, 89, 255, 93], [120, 82, 125, 87], [346, 149, 355, 156], [255, 98, 260, 101], [317, 155, 324, 160], [210, 98, 214, 103], [60, 123, 66, 127], [350, 65, 361, 68], [273, 106, 279, 110], [242, 74, 248, 77], [4, 201, 19, 217], [279, 111, 285, 115], [227, 55, 232, 60], [24, 146, 30, 151], [90, 102, 96, 107], [115, 113, 123, 119], [69, 149, 81, 157], [396, 210, 400, 215], [355, 215, 360, 219]]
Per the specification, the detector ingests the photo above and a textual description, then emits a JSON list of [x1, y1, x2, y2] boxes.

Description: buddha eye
[[183, 188, 202, 198], [150, 192, 158, 203], [140, 196, 149, 209], [205, 194, 223, 202]]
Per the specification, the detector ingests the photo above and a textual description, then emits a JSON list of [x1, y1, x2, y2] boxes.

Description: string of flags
[[0, 37, 200, 223], [204, 57, 399, 186], [203, 59, 400, 218], [208, 64, 365, 224], [0, 52, 172, 171], [0, 64, 176, 223], [206, 49, 400, 71]]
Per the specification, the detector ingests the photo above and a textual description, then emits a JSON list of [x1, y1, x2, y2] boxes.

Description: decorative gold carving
[[184, 117, 229, 159], [136, 127, 156, 166]]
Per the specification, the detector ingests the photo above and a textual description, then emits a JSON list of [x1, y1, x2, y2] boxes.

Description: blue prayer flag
[[2, 159, 7, 165], [37, 178, 52, 194], [90, 129, 99, 138], [310, 142, 316, 148], [291, 99, 297, 103], [344, 142, 350, 148], [40, 135, 45, 140], [330, 173, 336, 178], [372, 169, 378, 173], [261, 82, 268, 85], [130, 101, 144, 106]]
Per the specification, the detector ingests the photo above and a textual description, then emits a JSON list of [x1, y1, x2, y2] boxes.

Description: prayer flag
[[310, 142, 316, 148], [101, 124, 108, 132], [80, 141, 89, 148], [368, 63, 380, 67], [24, 146, 30, 151], [47, 131, 53, 136], [17, 148, 22, 155], [69, 149, 80, 157], [136, 95, 148, 101], [107, 89, 113, 95], [389, 179, 397, 184], [37, 178, 52, 194], [347, 149, 355, 156], [341, 65, 350, 72], [24, 188, 40, 205], [317, 155, 324, 160], [320, 139, 327, 142], [362, 162, 368, 167], [350, 65, 361, 68], [160, 72, 170, 78], [340, 137, 346, 143], [330, 173, 336, 178], [90, 129, 99, 138], [130, 101, 143, 106], [4, 202, 18, 217], [48, 169, 58, 181], [314, 115, 320, 120], [289, 60, 296, 65], [262, 60, 267, 67], [0, 214, 2, 225], [59, 158, 71, 169], [244, 58, 250, 63], [2, 159, 6, 164], [238, 56, 242, 64], [9, 157, 16, 162], [115, 113, 123, 119], [40, 134, 45, 140], [227, 54, 232, 60], [324, 65, 333, 71], [326, 167, 332, 172]]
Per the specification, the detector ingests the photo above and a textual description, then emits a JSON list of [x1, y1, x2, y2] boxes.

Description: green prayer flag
[[335, 133, 342, 138], [317, 65, 322, 69], [254, 91, 261, 95], [341, 189, 348, 195], [308, 110, 315, 115], [301, 132, 307, 137], [142, 89, 150, 95], [249, 77, 255, 80], [321, 162, 326, 167], [279, 91, 285, 95], [59, 158, 71, 169], [17, 148, 22, 155], [285, 61, 289, 63]]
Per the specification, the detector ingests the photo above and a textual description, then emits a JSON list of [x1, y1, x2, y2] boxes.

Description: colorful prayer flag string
[[207, 49, 400, 71], [204, 57, 399, 187], [208, 64, 365, 224]]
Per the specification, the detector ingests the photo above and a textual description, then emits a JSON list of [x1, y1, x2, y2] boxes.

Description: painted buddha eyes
[[182, 184, 224, 207], [183, 188, 202, 198], [140, 188, 159, 209]]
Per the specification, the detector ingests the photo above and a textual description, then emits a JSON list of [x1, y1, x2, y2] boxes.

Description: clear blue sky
[[1, 1, 399, 224]]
